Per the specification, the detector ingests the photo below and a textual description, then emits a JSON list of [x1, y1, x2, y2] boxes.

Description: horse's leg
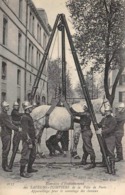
[[71, 126, 81, 159], [36, 126, 46, 158]]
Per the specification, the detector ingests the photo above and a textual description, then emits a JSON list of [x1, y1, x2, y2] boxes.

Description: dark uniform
[[71, 107, 96, 167], [115, 110, 125, 161], [98, 114, 117, 174], [0, 111, 19, 171], [79, 111, 96, 167], [46, 133, 63, 156], [11, 109, 22, 152], [20, 113, 36, 174]]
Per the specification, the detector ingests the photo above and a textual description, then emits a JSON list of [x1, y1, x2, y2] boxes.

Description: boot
[[3, 167, 12, 172], [115, 157, 123, 162], [2, 159, 12, 172], [27, 160, 38, 173], [111, 160, 116, 175], [81, 154, 88, 165], [101, 156, 106, 167], [85, 156, 96, 170], [20, 165, 31, 178], [71, 152, 80, 159]]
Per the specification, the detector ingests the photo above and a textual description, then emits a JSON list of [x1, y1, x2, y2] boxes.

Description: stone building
[[0, 0, 50, 111]]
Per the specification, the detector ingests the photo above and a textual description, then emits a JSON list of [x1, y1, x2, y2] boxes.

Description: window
[[42, 96, 46, 104], [37, 23, 39, 41], [28, 43, 31, 63], [19, 0, 23, 20], [1, 61, 7, 80], [28, 93, 31, 102], [39, 53, 41, 67], [17, 69, 21, 85], [43, 32, 47, 49], [119, 74, 125, 85], [31, 46, 34, 65], [17, 98, 21, 107], [36, 52, 40, 68], [18, 32, 22, 56], [39, 27, 41, 44], [29, 12, 32, 32], [36, 95, 40, 105], [119, 91, 125, 102], [1, 92, 6, 102], [36, 51, 39, 68], [3, 17, 8, 45], [32, 16, 34, 35], [29, 74, 32, 84]]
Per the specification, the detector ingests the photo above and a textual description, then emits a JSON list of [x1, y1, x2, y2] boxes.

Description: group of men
[[70, 102, 125, 175], [0, 100, 38, 178], [0, 99, 125, 178]]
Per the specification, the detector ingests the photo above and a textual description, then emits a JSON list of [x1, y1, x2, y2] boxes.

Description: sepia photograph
[[0, 0, 125, 195]]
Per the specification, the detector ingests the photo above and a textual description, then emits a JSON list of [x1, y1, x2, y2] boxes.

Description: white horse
[[31, 103, 82, 157]]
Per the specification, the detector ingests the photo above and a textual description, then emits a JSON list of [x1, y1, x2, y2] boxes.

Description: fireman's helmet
[[105, 106, 112, 111], [33, 102, 37, 107], [1, 101, 9, 108], [118, 102, 125, 108], [22, 101, 32, 110], [13, 101, 19, 107]]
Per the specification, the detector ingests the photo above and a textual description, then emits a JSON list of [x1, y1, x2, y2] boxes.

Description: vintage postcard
[[0, 0, 125, 195]]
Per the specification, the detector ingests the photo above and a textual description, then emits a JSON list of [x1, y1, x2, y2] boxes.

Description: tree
[[66, 0, 125, 106], [47, 58, 73, 104], [74, 69, 99, 99]]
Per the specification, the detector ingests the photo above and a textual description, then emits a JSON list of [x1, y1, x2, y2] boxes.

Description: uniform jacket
[[0, 111, 19, 136], [115, 111, 125, 135], [70, 108, 91, 131], [98, 115, 117, 138], [11, 109, 23, 126], [21, 113, 36, 141]]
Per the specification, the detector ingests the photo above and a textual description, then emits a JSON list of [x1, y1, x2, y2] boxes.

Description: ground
[[0, 114, 125, 195]]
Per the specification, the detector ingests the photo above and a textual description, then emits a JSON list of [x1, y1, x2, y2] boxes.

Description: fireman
[[11, 101, 23, 153], [71, 104, 96, 169], [115, 102, 125, 162], [98, 106, 117, 175], [20, 101, 37, 178], [0, 101, 21, 172]]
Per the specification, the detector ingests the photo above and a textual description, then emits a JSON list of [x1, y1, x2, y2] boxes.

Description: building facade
[[0, 0, 50, 112]]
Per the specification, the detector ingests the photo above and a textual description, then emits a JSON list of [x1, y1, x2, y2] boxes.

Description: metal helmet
[[105, 105, 112, 111], [118, 102, 125, 108], [13, 101, 19, 107], [33, 102, 37, 106], [1, 101, 9, 108], [22, 101, 32, 110]]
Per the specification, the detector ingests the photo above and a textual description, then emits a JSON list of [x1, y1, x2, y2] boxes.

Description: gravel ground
[[0, 114, 125, 195]]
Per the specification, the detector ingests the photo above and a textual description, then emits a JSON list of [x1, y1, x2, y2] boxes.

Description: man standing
[[11, 102, 22, 152], [115, 103, 125, 162], [71, 104, 96, 169], [0, 101, 20, 172], [20, 101, 37, 178], [98, 107, 117, 175], [8, 101, 23, 169]]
